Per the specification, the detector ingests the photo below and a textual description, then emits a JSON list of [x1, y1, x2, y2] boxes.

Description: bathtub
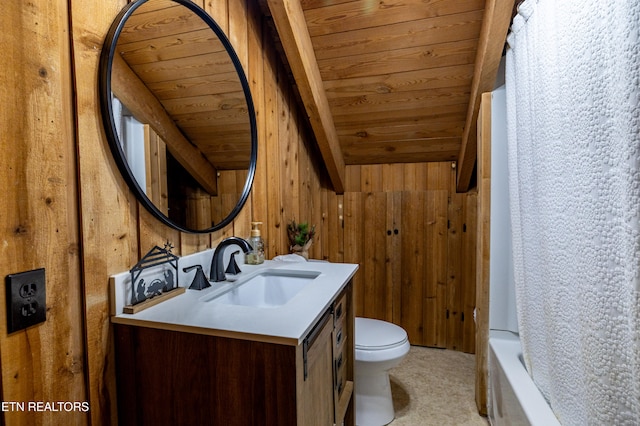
[[488, 330, 561, 426]]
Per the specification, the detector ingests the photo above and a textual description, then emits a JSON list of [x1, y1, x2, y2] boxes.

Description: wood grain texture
[[116, 0, 253, 172], [111, 54, 220, 195], [343, 193, 364, 316], [388, 192, 402, 324], [114, 284, 354, 425], [304, 0, 485, 37], [342, 163, 475, 351], [72, 0, 140, 422], [1, 2, 87, 424], [447, 185, 464, 350], [457, 0, 516, 192], [475, 93, 492, 415], [71, 0, 337, 423], [362, 192, 389, 320], [114, 325, 298, 425], [280, 0, 489, 167], [269, 0, 509, 178], [423, 190, 449, 348], [299, 315, 335, 426], [248, 0, 269, 238], [309, 12, 483, 62], [400, 191, 427, 344], [5, 1, 485, 424], [264, 42, 284, 259], [266, 0, 346, 193]]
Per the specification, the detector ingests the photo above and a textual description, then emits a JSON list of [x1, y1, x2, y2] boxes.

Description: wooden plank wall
[[343, 163, 477, 353], [0, 2, 87, 425], [73, 0, 338, 423], [475, 92, 492, 415], [1, 0, 334, 424], [2, 1, 478, 424]]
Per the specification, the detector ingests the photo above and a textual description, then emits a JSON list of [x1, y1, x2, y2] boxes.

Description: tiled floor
[[388, 346, 489, 426]]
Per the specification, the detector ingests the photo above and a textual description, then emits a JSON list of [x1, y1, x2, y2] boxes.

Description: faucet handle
[[225, 250, 242, 275], [183, 265, 211, 290]]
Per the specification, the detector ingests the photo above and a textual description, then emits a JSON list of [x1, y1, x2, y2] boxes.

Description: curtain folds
[[506, 1, 640, 424]]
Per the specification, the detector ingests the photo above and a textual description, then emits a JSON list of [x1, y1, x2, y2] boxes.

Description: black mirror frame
[[99, 0, 257, 234]]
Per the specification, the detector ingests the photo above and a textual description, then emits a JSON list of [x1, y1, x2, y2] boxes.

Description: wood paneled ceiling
[[262, 0, 515, 192]]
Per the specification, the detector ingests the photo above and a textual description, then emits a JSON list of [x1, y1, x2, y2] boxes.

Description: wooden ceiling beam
[[111, 54, 219, 195], [266, 0, 346, 194], [456, 0, 515, 192]]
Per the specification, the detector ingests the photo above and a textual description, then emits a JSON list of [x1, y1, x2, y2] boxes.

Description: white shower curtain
[[506, 1, 640, 425]]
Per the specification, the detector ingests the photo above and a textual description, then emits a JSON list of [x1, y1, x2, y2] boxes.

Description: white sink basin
[[208, 269, 321, 308]]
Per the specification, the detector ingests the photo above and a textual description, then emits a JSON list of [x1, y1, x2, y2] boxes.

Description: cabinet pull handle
[[335, 303, 343, 320], [336, 329, 343, 346], [335, 353, 343, 370]]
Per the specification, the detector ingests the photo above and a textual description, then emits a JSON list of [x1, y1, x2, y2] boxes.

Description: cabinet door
[[344, 190, 449, 347], [400, 190, 448, 348], [300, 312, 335, 425], [362, 191, 393, 320]]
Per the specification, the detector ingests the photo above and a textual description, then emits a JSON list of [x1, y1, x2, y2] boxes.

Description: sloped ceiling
[[261, 0, 515, 193]]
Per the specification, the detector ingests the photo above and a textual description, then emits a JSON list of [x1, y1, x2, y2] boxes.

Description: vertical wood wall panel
[[327, 192, 344, 262], [400, 191, 426, 343], [462, 192, 478, 353], [388, 192, 402, 324], [345, 166, 361, 192], [278, 72, 297, 246], [447, 187, 464, 350], [423, 190, 449, 348], [343, 193, 364, 315], [298, 124, 313, 255], [264, 43, 280, 259], [248, 0, 268, 234], [475, 92, 492, 414], [73, 0, 136, 424], [1, 1, 87, 424], [226, 0, 251, 242], [364, 192, 388, 320], [312, 161, 326, 260]]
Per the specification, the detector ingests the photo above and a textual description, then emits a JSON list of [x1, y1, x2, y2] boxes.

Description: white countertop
[[111, 259, 358, 346]]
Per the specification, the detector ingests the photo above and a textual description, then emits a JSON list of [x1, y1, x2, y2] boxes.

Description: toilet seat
[[355, 317, 409, 351]]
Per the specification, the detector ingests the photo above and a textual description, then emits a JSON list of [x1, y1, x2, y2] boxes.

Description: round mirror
[[99, 0, 257, 233]]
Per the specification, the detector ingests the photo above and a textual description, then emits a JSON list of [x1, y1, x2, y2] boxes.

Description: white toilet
[[355, 317, 410, 426]]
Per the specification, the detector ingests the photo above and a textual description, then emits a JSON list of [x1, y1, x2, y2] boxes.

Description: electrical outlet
[[6, 268, 46, 333]]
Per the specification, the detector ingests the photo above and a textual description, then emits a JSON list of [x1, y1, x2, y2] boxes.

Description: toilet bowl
[[355, 317, 410, 426]]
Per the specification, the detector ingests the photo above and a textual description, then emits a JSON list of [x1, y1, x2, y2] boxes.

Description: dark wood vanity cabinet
[[113, 282, 354, 426]]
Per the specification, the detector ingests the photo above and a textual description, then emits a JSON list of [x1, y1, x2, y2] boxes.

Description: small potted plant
[[287, 220, 316, 260]]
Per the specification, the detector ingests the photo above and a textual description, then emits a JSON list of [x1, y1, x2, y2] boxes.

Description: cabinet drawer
[[334, 346, 348, 397], [333, 291, 348, 352], [334, 324, 346, 352], [333, 292, 347, 326]]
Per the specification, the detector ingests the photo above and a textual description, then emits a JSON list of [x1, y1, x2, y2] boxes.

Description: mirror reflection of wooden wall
[[106, 0, 256, 232], [178, 171, 248, 230], [143, 125, 168, 215]]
